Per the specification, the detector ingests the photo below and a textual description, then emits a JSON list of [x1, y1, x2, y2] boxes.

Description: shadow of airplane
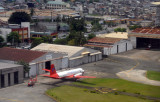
[[40, 78, 96, 87]]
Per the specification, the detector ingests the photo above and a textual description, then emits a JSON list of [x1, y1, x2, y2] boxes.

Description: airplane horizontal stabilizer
[[42, 69, 50, 72]]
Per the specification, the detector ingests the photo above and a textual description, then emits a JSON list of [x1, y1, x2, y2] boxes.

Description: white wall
[[130, 36, 137, 48], [61, 56, 69, 69], [89, 8, 95, 14], [21, 22, 30, 38], [29, 64, 37, 77], [0, 28, 11, 42], [103, 40, 133, 55]]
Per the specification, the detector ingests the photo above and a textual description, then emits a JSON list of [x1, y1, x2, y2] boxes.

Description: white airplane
[[42, 64, 96, 80]]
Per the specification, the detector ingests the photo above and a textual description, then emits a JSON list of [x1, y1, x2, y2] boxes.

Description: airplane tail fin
[[50, 64, 57, 75]]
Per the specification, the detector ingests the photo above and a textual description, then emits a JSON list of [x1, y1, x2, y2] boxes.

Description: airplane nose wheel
[[82, 72, 84, 76], [74, 78, 78, 81]]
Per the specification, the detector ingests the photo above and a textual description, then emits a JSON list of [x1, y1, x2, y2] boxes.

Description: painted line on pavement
[[0, 97, 24, 102]]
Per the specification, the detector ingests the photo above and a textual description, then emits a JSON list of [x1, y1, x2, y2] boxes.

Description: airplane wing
[[65, 74, 96, 79], [42, 69, 50, 72], [65, 75, 74, 78], [41, 74, 60, 79]]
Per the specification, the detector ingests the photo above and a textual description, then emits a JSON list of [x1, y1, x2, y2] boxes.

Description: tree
[[129, 25, 141, 30], [30, 8, 35, 17], [8, 12, 31, 24], [7, 32, 20, 46], [53, 38, 68, 45], [92, 23, 102, 32], [44, 0, 47, 3], [114, 28, 126, 32], [0, 36, 4, 48], [31, 38, 43, 48], [68, 18, 87, 46], [17, 60, 30, 78], [68, 39, 75, 46], [42, 36, 53, 43], [121, 28, 126, 32], [0, 35, 4, 43], [88, 33, 96, 40], [69, 18, 86, 32], [74, 32, 87, 46]]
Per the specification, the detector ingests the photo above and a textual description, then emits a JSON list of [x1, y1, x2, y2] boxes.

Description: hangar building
[[0, 47, 68, 77], [84, 32, 133, 55], [31, 43, 102, 68], [129, 28, 160, 49], [0, 62, 23, 88]]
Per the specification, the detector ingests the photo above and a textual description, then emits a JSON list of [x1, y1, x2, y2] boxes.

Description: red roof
[[132, 28, 160, 34], [88, 37, 122, 44], [84, 44, 112, 48], [0, 47, 47, 63]]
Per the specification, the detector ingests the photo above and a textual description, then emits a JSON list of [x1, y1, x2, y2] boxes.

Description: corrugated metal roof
[[0, 47, 47, 63], [132, 28, 160, 34], [88, 37, 122, 44], [31, 43, 99, 58], [98, 32, 128, 39]]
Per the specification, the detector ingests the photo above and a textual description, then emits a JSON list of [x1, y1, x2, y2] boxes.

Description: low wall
[[69, 52, 102, 68]]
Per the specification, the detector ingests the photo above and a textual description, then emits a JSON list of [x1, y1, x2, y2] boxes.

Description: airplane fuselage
[[57, 68, 84, 78]]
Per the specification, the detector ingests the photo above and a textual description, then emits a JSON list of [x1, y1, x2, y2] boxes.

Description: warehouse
[[0, 62, 23, 88], [129, 28, 160, 49], [31, 43, 102, 68], [0, 47, 68, 77], [85, 32, 133, 55]]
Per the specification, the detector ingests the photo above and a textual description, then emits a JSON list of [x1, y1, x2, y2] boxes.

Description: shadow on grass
[[75, 80, 96, 86]]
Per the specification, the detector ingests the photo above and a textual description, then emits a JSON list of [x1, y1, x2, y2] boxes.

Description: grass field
[[75, 78, 160, 98], [46, 85, 152, 102], [147, 71, 160, 81], [46, 78, 160, 102]]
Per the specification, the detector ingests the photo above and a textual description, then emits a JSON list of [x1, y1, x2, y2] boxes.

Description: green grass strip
[[147, 71, 160, 81], [46, 85, 152, 102], [74, 78, 160, 98]]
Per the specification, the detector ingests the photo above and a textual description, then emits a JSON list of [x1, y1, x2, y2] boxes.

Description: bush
[[114, 28, 126, 32], [114, 92, 119, 95]]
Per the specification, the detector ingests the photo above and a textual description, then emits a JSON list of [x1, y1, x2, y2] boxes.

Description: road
[[0, 49, 160, 102]]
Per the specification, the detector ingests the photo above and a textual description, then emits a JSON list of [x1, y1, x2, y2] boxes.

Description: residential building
[[46, 0, 69, 10], [0, 22, 30, 42]]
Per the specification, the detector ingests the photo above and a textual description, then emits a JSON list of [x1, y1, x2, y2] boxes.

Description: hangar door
[[137, 38, 160, 49]]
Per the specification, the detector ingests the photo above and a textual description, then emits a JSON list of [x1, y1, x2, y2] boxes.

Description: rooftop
[[0, 47, 47, 63], [129, 28, 160, 38], [0, 7, 4, 10], [151, 2, 160, 5], [0, 62, 22, 69], [131, 28, 160, 34], [0, 17, 9, 22], [88, 37, 122, 44], [97, 32, 128, 39], [31, 43, 99, 58], [47, 1, 67, 5]]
